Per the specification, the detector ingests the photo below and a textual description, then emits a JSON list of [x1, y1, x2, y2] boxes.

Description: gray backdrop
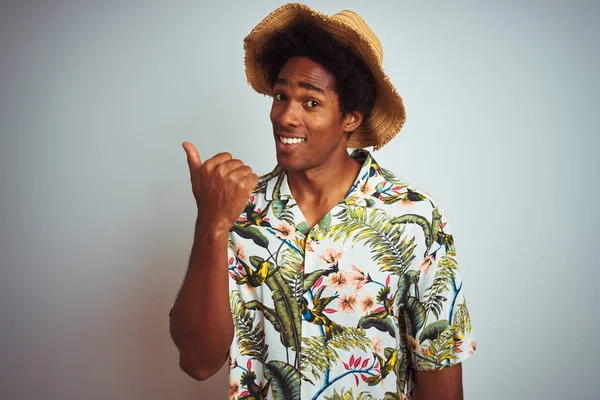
[[1, 0, 599, 399]]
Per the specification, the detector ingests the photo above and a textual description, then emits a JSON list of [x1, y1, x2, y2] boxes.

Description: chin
[[275, 152, 307, 172]]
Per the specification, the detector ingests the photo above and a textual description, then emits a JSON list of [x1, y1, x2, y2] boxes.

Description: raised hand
[[182, 142, 258, 233]]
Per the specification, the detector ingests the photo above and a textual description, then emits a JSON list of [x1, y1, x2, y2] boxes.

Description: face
[[270, 57, 362, 172]]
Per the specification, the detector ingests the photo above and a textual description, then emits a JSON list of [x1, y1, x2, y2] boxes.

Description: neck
[[287, 148, 361, 206]]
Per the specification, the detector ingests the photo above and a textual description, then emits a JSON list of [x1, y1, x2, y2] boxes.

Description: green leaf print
[[264, 360, 302, 400], [296, 221, 310, 236], [232, 224, 270, 249], [325, 387, 375, 400], [396, 270, 420, 305], [417, 325, 457, 370], [393, 350, 408, 397], [318, 212, 332, 230], [328, 207, 416, 276], [272, 168, 285, 199], [265, 271, 302, 354], [357, 315, 396, 338], [302, 267, 338, 294], [301, 327, 372, 380], [419, 320, 451, 343], [423, 255, 458, 319], [272, 199, 286, 219], [279, 248, 305, 304], [452, 299, 472, 333], [389, 214, 432, 256], [379, 166, 405, 186], [404, 296, 426, 338], [374, 182, 387, 194], [230, 291, 269, 363], [243, 301, 287, 347]]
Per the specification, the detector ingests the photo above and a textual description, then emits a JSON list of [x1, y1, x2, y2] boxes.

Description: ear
[[342, 110, 364, 133]]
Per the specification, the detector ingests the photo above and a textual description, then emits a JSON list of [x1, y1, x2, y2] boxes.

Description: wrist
[[195, 214, 231, 238]]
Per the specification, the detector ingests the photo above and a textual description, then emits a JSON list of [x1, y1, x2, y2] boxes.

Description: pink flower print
[[347, 265, 368, 291], [327, 270, 348, 290], [372, 336, 383, 354], [468, 339, 477, 355], [419, 255, 434, 274], [228, 379, 239, 399], [359, 293, 375, 314], [338, 293, 357, 313], [275, 221, 296, 240], [234, 242, 247, 261], [408, 336, 420, 353], [319, 248, 343, 264], [356, 179, 375, 198]]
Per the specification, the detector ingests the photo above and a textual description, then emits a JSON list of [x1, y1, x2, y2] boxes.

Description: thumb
[[182, 141, 202, 170]]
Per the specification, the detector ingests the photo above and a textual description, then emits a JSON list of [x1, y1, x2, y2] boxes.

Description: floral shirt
[[226, 149, 475, 400]]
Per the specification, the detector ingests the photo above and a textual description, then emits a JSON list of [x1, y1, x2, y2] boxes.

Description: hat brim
[[244, 3, 406, 150]]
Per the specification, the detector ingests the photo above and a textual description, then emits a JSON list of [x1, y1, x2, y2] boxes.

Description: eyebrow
[[274, 78, 325, 95]]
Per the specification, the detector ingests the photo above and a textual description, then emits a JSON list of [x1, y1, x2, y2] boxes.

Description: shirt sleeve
[[401, 206, 476, 371]]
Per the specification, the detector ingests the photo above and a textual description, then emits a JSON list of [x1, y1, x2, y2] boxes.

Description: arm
[[414, 363, 463, 400], [169, 220, 232, 381], [169, 142, 258, 381]]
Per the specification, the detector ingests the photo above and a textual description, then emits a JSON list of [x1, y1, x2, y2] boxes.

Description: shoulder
[[367, 161, 449, 225]]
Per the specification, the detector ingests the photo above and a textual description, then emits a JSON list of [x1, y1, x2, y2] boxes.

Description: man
[[170, 4, 475, 399]]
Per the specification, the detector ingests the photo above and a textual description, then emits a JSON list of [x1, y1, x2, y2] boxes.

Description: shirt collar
[[264, 149, 381, 203]]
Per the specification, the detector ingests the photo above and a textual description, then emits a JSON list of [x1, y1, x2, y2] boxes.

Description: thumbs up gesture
[[182, 142, 258, 233]]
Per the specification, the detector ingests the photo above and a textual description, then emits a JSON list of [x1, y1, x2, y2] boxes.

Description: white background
[[1, 0, 599, 399]]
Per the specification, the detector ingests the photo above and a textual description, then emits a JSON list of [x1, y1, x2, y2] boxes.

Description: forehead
[[275, 57, 336, 93]]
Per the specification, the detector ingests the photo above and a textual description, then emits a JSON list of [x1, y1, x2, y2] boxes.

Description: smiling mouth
[[278, 135, 306, 144]]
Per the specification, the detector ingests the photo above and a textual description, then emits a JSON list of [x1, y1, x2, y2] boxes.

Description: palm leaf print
[[279, 248, 305, 303], [325, 387, 375, 400], [243, 300, 288, 347], [403, 296, 426, 338], [301, 328, 372, 380], [264, 360, 301, 400], [230, 291, 269, 363], [418, 325, 457, 369], [389, 214, 432, 257], [423, 255, 458, 319], [243, 271, 302, 360], [329, 207, 416, 275], [266, 271, 303, 354], [452, 299, 472, 333], [378, 166, 405, 186]]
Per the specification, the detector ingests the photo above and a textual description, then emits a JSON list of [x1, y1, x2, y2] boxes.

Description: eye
[[274, 92, 286, 101], [305, 100, 320, 108]]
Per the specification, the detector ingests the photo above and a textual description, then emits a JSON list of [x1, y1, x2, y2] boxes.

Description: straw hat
[[244, 3, 406, 150]]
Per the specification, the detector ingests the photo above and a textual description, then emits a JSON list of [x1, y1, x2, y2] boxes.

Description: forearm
[[169, 217, 234, 380]]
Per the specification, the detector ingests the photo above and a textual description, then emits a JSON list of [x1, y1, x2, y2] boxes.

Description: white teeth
[[280, 136, 305, 144]]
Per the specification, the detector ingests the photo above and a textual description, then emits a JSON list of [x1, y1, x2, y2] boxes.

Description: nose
[[275, 100, 301, 128]]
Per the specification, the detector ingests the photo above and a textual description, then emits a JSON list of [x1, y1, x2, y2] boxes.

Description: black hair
[[258, 20, 376, 121]]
